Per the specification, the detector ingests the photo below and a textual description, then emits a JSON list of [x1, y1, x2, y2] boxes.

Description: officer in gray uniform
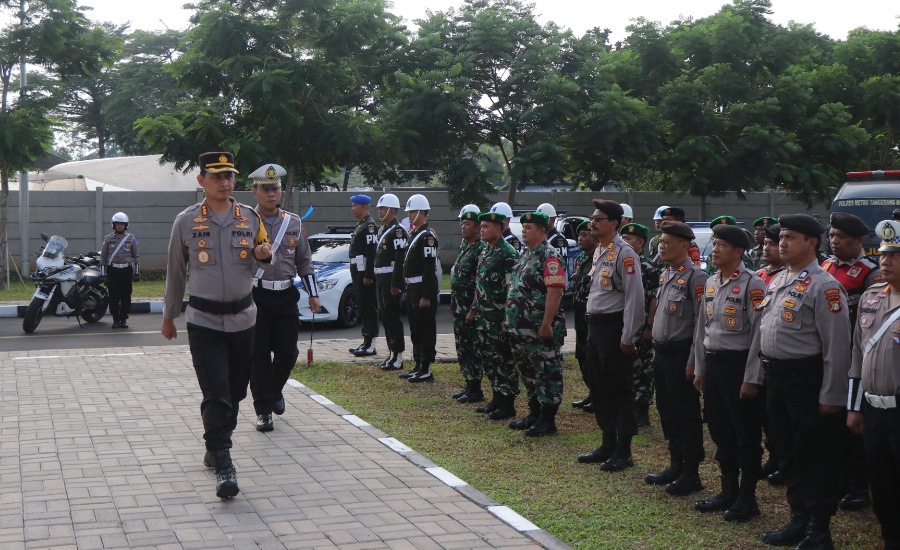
[[374, 193, 407, 371], [247, 163, 320, 433], [348, 195, 379, 356], [101, 212, 140, 328], [646, 221, 708, 496], [161, 151, 273, 499], [847, 220, 900, 550], [692, 224, 767, 522], [757, 214, 850, 549]]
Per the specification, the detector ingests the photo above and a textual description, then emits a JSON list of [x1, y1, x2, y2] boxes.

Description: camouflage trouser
[[474, 315, 520, 397], [632, 338, 655, 407], [453, 316, 482, 381], [574, 308, 588, 386], [509, 329, 564, 407]]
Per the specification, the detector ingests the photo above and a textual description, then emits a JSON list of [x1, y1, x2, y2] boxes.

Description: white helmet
[[405, 194, 430, 211], [376, 193, 401, 209], [111, 211, 129, 230], [620, 203, 634, 219], [458, 204, 480, 218], [653, 205, 670, 221], [490, 202, 513, 218], [537, 203, 557, 218]]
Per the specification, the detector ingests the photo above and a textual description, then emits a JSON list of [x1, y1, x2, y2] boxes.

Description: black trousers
[[107, 265, 132, 322], [653, 342, 704, 466], [351, 267, 379, 340], [407, 283, 437, 363], [703, 350, 764, 479], [249, 286, 300, 416], [585, 315, 637, 438], [186, 323, 254, 451], [766, 358, 841, 517], [837, 411, 870, 495], [375, 274, 404, 353], [863, 405, 900, 548]]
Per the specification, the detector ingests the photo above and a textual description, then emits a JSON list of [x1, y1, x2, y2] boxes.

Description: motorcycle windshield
[[41, 236, 68, 261]]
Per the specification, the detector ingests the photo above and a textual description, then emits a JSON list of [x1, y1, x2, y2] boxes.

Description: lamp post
[[18, 0, 29, 276]]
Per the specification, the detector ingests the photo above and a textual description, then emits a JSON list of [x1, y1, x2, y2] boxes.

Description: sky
[[78, 0, 900, 41]]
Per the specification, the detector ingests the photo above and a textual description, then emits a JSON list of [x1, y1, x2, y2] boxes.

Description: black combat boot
[[476, 391, 499, 413], [349, 339, 371, 354], [211, 449, 240, 499], [600, 434, 634, 472], [761, 456, 778, 478], [724, 476, 761, 522], [635, 402, 651, 427], [578, 431, 618, 464], [767, 469, 785, 485], [509, 396, 540, 430], [572, 395, 591, 409], [694, 472, 739, 512], [489, 394, 516, 420], [452, 380, 471, 400], [409, 362, 433, 383], [838, 487, 871, 511], [524, 403, 558, 437], [645, 449, 683, 485], [273, 397, 286, 416], [794, 515, 834, 550], [665, 463, 704, 496], [255, 413, 274, 432], [399, 362, 421, 379], [460, 379, 484, 403], [760, 512, 809, 547]]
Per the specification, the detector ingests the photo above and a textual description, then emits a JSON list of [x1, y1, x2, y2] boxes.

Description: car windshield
[[832, 199, 900, 239], [309, 238, 350, 263]]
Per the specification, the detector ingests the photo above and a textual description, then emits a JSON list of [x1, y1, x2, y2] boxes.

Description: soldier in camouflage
[[750, 217, 778, 270], [620, 223, 660, 427], [450, 205, 484, 404], [468, 211, 520, 420], [572, 220, 597, 411], [505, 211, 567, 437]]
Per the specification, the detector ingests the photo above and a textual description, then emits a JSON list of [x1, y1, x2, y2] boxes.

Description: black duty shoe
[[838, 489, 871, 511], [760, 513, 809, 547], [399, 363, 420, 379], [349, 342, 366, 354], [119, 320, 129, 328], [724, 496, 761, 522], [582, 402, 594, 413], [408, 364, 433, 383], [524, 405, 558, 437], [578, 447, 615, 464], [273, 398, 286, 416], [256, 414, 274, 432], [111, 320, 120, 329], [381, 353, 404, 371], [572, 396, 591, 409], [695, 491, 738, 513], [460, 381, 484, 403], [203, 450, 215, 468], [645, 464, 683, 485], [600, 456, 634, 472], [452, 386, 470, 400], [635, 403, 651, 427], [767, 469, 785, 486], [476, 393, 499, 413], [489, 395, 516, 420], [761, 457, 778, 478], [794, 516, 834, 550], [665, 471, 704, 496], [353, 344, 377, 357], [211, 450, 240, 499], [508, 415, 538, 430]]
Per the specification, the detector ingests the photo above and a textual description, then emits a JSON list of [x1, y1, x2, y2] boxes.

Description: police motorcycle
[[23, 233, 109, 333]]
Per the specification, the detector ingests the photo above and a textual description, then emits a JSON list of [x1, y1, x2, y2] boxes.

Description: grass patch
[[293, 356, 881, 550], [1, 279, 169, 302], [442, 272, 451, 291]]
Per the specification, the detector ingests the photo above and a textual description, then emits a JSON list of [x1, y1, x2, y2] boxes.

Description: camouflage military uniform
[[572, 250, 593, 384], [505, 243, 567, 406], [451, 239, 483, 381], [472, 239, 520, 396], [749, 244, 765, 270], [633, 255, 660, 408]]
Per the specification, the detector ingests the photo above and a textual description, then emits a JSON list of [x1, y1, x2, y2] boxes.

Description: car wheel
[[337, 286, 361, 328]]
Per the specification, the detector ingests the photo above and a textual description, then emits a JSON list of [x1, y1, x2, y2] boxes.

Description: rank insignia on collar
[[799, 270, 809, 279], [866, 298, 880, 305], [677, 264, 686, 273]]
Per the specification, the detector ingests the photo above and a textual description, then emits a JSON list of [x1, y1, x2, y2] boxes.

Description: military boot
[[524, 403, 558, 437], [509, 396, 540, 430], [460, 379, 484, 403], [794, 515, 834, 550], [760, 512, 809, 547], [211, 449, 240, 499], [838, 487, 871, 511], [452, 381, 471, 400], [408, 362, 433, 383], [665, 463, 704, 496], [399, 361, 421, 379], [572, 395, 591, 409], [489, 394, 517, 420], [635, 402, 651, 427], [476, 391, 499, 413], [724, 476, 761, 522], [645, 449, 683, 485], [694, 472, 739, 512], [599, 434, 634, 472], [578, 431, 617, 464]]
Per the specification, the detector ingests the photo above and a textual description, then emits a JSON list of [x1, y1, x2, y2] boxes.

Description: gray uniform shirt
[[851, 283, 900, 396], [758, 258, 850, 407], [586, 233, 645, 345], [256, 208, 314, 281], [694, 262, 766, 384], [100, 232, 140, 267], [652, 257, 708, 361], [163, 199, 270, 332]]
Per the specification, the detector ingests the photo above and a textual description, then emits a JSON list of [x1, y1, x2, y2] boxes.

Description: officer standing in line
[[751, 217, 778, 270], [619, 222, 660, 428], [847, 219, 900, 550], [645, 221, 708, 496], [571, 220, 598, 412], [468, 211, 520, 420], [374, 193, 407, 371], [822, 212, 881, 511], [576, 201, 644, 471], [537, 203, 569, 270], [505, 211, 567, 437], [692, 224, 767, 522], [758, 223, 786, 286], [348, 195, 379, 356], [757, 214, 850, 549], [399, 194, 440, 383], [101, 211, 140, 329], [620, 204, 634, 226], [161, 151, 272, 499], [649, 205, 670, 260], [706, 216, 754, 275], [247, 164, 320, 433], [656, 207, 702, 267], [490, 202, 524, 254], [450, 204, 484, 403]]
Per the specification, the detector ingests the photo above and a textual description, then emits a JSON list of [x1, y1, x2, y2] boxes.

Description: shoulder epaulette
[[860, 256, 879, 269]]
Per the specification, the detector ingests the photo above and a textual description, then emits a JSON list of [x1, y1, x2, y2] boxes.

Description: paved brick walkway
[[0, 345, 571, 550]]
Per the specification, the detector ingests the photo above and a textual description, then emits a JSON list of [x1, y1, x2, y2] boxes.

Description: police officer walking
[[572, 220, 598, 411], [646, 221, 708, 495], [101, 212, 140, 329], [757, 214, 850, 549], [692, 224, 767, 522], [374, 193, 407, 371], [161, 151, 272, 499], [576, 201, 644, 470], [450, 205, 484, 402], [348, 195, 379, 356], [490, 202, 523, 255], [399, 194, 440, 383], [247, 164, 320, 433], [847, 219, 900, 550]]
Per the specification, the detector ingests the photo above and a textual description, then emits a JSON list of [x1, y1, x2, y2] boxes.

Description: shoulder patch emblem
[[695, 284, 705, 301], [623, 256, 636, 274]]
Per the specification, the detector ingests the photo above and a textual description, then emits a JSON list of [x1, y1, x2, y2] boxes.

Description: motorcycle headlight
[[317, 278, 338, 291]]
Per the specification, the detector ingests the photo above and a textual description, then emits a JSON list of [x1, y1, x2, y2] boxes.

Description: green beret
[[459, 211, 480, 222], [660, 221, 695, 241], [829, 212, 869, 238], [620, 223, 649, 239], [479, 211, 507, 224], [520, 211, 550, 227], [779, 214, 824, 238], [754, 216, 778, 227], [577, 220, 591, 233], [712, 224, 751, 250], [709, 215, 737, 229]]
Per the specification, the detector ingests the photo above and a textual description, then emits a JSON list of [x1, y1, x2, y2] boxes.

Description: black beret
[[829, 212, 869, 238], [660, 220, 694, 241], [713, 224, 751, 250], [592, 199, 624, 219], [661, 206, 686, 221], [763, 223, 781, 243], [778, 214, 824, 238]]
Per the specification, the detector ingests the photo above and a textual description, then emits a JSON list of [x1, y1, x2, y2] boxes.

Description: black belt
[[705, 349, 749, 362], [189, 293, 253, 315], [653, 338, 692, 352], [584, 311, 623, 325], [759, 353, 823, 371]]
